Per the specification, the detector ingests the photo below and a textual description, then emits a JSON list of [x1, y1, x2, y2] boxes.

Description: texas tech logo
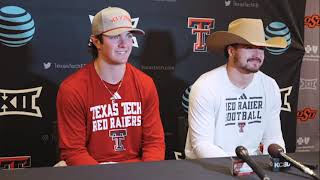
[[0, 87, 42, 117], [188, 17, 215, 52], [238, 122, 246, 133], [109, 129, 127, 151]]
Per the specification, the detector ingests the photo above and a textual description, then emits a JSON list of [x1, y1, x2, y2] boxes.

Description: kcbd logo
[[304, 14, 320, 28], [297, 108, 317, 122], [274, 161, 290, 168], [0, 87, 42, 117], [88, 15, 141, 48], [0, 6, 35, 47], [188, 18, 215, 52]]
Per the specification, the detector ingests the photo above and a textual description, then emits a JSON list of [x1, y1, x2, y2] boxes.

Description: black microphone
[[268, 144, 320, 180], [235, 146, 270, 180]]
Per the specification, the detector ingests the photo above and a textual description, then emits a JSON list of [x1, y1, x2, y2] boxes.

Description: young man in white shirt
[[185, 18, 287, 159]]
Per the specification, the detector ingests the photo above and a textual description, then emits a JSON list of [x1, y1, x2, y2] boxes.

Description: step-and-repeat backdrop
[[1, 0, 316, 167], [296, 0, 319, 153]]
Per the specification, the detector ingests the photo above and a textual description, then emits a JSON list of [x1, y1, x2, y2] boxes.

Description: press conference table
[[1, 152, 319, 180]]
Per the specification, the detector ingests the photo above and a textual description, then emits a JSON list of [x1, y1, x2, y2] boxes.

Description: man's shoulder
[[256, 71, 277, 84], [255, 71, 280, 92], [197, 65, 226, 84], [190, 65, 226, 97]]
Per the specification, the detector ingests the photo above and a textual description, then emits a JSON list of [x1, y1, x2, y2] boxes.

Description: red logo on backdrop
[[304, 14, 320, 28], [297, 108, 317, 122], [188, 18, 215, 52], [0, 156, 31, 170]]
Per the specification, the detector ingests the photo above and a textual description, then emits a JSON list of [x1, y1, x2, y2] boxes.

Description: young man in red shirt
[[56, 7, 165, 166]]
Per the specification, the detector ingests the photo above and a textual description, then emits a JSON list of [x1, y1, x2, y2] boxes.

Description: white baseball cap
[[91, 7, 145, 36]]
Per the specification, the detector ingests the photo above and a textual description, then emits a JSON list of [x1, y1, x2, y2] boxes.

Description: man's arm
[[57, 84, 98, 166], [141, 80, 165, 161], [261, 80, 286, 154], [187, 80, 228, 158]]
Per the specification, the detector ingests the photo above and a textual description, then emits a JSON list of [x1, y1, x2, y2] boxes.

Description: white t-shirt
[[185, 65, 285, 159]]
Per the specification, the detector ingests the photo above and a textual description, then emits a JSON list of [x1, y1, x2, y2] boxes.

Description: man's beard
[[237, 57, 262, 73]]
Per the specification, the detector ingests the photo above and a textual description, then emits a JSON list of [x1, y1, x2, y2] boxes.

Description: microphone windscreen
[[235, 146, 249, 158], [268, 144, 284, 158]]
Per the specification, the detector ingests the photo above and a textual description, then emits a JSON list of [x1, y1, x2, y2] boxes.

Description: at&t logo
[[265, 22, 291, 55], [188, 18, 215, 52], [0, 6, 35, 47], [182, 86, 192, 113], [0, 87, 42, 117]]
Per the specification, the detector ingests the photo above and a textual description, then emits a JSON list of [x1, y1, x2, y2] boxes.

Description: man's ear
[[90, 35, 101, 49], [227, 45, 234, 57]]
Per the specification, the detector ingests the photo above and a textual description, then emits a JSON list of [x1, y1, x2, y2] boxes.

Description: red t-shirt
[[57, 62, 165, 166]]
